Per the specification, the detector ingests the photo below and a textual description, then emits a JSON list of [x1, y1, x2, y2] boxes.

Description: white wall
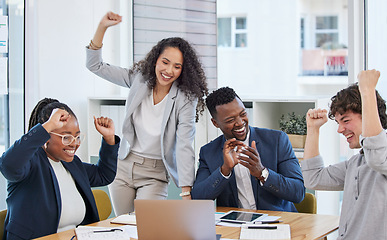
[[25, 0, 132, 162], [367, 0, 387, 99], [217, 0, 300, 96], [300, 0, 348, 49], [217, 0, 350, 98]]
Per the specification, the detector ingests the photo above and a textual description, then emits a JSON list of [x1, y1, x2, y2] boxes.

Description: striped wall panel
[[133, 0, 217, 88]]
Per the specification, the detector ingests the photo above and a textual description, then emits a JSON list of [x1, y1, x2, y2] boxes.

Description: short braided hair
[[28, 98, 76, 130]]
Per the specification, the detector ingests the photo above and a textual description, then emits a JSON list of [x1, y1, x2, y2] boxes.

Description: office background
[[0, 0, 386, 223]]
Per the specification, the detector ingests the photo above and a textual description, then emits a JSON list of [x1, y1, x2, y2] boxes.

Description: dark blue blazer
[[192, 126, 305, 212], [0, 124, 120, 240]]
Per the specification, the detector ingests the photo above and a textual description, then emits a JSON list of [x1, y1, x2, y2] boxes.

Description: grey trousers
[[108, 152, 169, 215]]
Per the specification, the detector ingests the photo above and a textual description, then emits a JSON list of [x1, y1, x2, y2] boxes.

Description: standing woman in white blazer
[[86, 12, 208, 215]]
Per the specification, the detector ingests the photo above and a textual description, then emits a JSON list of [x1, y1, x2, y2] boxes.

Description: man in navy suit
[[191, 87, 305, 212]]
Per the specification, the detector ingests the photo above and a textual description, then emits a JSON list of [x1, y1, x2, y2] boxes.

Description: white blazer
[[86, 48, 197, 187]]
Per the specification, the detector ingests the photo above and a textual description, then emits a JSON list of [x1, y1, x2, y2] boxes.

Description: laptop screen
[[134, 199, 217, 240]]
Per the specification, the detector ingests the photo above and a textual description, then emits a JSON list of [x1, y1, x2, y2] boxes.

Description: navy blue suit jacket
[[192, 126, 305, 212], [0, 124, 120, 240]]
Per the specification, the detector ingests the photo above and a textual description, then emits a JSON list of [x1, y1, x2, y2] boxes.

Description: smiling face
[[211, 97, 249, 141], [44, 116, 81, 162], [335, 111, 362, 149], [154, 47, 183, 90]]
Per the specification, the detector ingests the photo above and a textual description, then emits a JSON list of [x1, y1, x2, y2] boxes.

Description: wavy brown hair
[[130, 37, 208, 121], [328, 83, 387, 129]]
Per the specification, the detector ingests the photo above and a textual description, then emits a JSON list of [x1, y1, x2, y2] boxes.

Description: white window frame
[[233, 16, 247, 48], [348, 0, 365, 83], [218, 16, 247, 48], [314, 15, 339, 48]]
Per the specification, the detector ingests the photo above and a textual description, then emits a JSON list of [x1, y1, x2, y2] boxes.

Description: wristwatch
[[257, 168, 269, 184], [179, 191, 191, 197]]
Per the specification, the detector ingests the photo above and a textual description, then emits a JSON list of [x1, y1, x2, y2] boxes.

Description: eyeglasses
[[50, 132, 85, 146]]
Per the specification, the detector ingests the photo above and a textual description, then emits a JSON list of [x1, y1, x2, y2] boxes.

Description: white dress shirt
[[220, 132, 256, 210], [234, 132, 257, 209]]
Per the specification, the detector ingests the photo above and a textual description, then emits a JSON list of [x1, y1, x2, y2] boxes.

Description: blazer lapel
[[62, 161, 99, 222], [126, 82, 150, 116], [61, 161, 89, 196], [161, 81, 178, 131], [43, 151, 62, 219], [248, 126, 261, 207]]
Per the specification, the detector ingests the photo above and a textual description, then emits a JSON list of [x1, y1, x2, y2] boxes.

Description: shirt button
[[355, 176, 358, 180], [355, 196, 358, 200], [23, 137, 27, 140]]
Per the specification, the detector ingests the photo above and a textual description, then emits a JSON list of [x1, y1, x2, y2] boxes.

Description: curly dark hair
[[130, 37, 208, 122], [206, 87, 241, 118], [28, 98, 76, 131], [328, 83, 387, 129]]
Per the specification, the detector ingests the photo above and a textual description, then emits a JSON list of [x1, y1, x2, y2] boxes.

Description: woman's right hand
[[99, 11, 122, 29], [91, 12, 122, 49], [42, 108, 71, 133]]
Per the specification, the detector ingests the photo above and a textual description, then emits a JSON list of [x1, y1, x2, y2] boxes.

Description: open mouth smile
[[345, 133, 353, 141], [64, 149, 76, 155], [234, 126, 246, 134], [161, 73, 172, 80]]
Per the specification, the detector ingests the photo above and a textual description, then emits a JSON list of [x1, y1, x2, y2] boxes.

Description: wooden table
[[216, 207, 339, 240], [35, 207, 339, 240]]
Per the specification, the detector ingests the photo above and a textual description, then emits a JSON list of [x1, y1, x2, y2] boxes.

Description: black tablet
[[219, 210, 268, 224]]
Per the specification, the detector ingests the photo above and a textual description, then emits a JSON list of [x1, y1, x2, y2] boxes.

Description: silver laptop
[[134, 199, 217, 240]]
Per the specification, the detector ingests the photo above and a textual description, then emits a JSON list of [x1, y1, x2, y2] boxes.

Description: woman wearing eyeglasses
[[0, 98, 120, 240]]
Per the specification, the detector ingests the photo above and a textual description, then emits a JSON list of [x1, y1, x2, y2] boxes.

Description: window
[[235, 17, 247, 48], [217, 18, 231, 47], [217, 17, 247, 48], [366, 0, 387, 100], [300, 18, 305, 49], [0, 1, 7, 154], [217, 0, 348, 98], [301, 15, 347, 77], [315, 16, 339, 48], [0, 0, 24, 210]]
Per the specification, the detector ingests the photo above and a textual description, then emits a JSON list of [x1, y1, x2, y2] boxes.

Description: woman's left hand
[[94, 116, 116, 145]]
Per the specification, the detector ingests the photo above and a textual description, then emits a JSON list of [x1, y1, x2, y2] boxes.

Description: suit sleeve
[[86, 47, 133, 88], [262, 131, 305, 203], [0, 124, 50, 182], [191, 147, 230, 199], [82, 136, 120, 187]]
